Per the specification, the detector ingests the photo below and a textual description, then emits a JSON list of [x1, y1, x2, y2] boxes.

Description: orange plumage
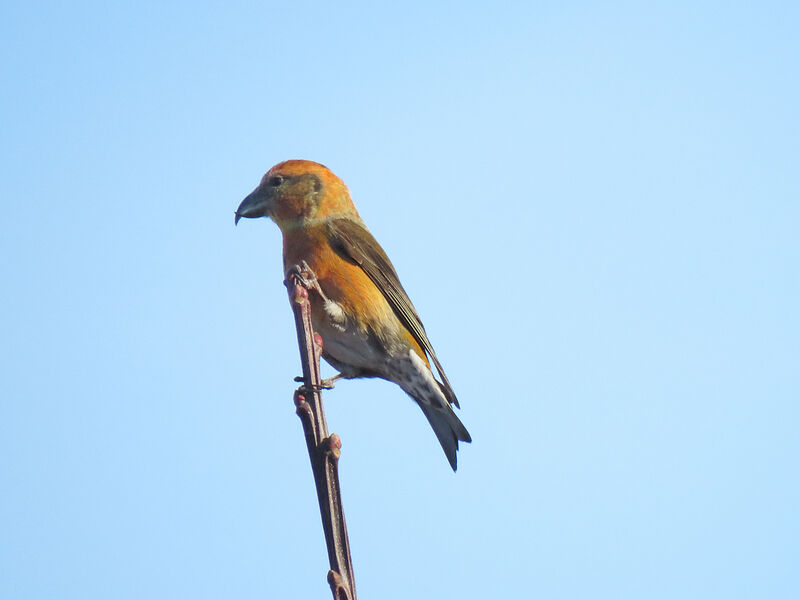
[[236, 160, 470, 470]]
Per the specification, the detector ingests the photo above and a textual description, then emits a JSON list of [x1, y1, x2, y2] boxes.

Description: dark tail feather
[[420, 403, 472, 471]]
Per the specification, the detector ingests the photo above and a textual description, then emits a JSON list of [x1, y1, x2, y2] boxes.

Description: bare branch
[[286, 274, 357, 600]]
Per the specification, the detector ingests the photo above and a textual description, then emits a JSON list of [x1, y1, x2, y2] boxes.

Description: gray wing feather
[[326, 218, 460, 408]]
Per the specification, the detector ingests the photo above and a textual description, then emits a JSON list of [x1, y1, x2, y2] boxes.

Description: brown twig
[[286, 274, 357, 600]]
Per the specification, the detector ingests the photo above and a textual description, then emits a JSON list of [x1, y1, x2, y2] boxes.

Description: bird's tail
[[419, 402, 472, 471]]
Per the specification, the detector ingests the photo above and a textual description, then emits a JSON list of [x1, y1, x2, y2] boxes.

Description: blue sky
[[1, 1, 798, 598]]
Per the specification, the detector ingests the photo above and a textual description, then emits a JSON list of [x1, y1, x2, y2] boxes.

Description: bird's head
[[235, 160, 359, 231]]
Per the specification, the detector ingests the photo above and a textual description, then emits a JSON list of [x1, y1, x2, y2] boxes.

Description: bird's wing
[[326, 217, 459, 407]]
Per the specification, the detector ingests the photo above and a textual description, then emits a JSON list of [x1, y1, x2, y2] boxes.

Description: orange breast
[[281, 223, 428, 363], [282, 225, 393, 328]]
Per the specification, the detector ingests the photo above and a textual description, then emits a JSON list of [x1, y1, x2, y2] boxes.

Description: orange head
[[235, 160, 361, 232]]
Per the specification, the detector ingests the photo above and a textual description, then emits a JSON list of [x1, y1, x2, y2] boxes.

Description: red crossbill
[[235, 160, 471, 470]]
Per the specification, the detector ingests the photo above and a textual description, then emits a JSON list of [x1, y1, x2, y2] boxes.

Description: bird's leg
[[287, 261, 355, 391], [293, 373, 341, 390], [291, 367, 371, 389]]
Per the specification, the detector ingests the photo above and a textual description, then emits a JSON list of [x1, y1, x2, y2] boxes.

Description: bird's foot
[[294, 375, 338, 390], [286, 260, 330, 302]]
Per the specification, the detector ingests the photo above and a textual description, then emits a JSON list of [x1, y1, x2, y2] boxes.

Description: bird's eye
[[269, 176, 284, 187]]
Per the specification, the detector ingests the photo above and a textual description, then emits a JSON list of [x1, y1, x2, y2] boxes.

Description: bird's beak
[[235, 185, 273, 225]]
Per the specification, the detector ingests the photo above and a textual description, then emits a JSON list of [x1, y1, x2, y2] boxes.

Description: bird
[[235, 160, 471, 470]]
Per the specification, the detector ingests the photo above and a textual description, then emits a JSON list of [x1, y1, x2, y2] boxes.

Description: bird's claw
[[319, 377, 337, 390], [286, 261, 328, 300], [295, 376, 336, 392], [286, 260, 313, 284]]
